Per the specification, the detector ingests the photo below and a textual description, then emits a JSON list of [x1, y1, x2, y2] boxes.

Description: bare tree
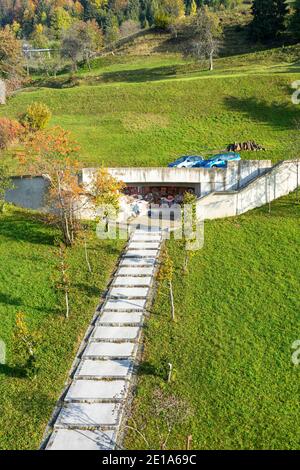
[[125, 387, 191, 450], [61, 20, 104, 73], [158, 248, 175, 321], [190, 6, 222, 71]]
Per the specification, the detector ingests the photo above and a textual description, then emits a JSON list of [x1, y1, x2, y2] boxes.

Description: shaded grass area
[[1, 68, 300, 169], [0, 206, 124, 449], [125, 193, 300, 450]]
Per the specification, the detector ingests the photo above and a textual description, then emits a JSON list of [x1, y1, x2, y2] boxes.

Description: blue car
[[168, 155, 203, 168], [192, 152, 241, 169]]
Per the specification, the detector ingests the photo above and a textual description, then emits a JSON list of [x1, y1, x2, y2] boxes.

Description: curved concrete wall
[[196, 160, 300, 220]]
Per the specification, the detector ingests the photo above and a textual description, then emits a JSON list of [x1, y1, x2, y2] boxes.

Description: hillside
[[2, 42, 300, 170]]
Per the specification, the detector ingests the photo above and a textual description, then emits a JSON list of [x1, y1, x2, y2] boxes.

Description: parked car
[[168, 155, 203, 168], [192, 152, 241, 169]]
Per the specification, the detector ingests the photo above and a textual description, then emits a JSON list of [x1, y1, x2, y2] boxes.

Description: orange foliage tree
[[19, 126, 84, 246], [19, 126, 124, 247]]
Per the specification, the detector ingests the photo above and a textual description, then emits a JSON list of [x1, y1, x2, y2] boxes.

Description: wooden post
[[186, 435, 192, 450]]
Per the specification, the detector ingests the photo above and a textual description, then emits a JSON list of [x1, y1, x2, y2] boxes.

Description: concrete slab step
[[131, 234, 162, 241], [120, 258, 156, 267], [92, 326, 140, 342], [75, 359, 133, 380], [117, 267, 155, 276], [103, 298, 146, 311], [55, 402, 121, 428], [47, 429, 116, 450], [98, 311, 144, 326], [65, 380, 128, 402], [113, 276, 152, 286], [110, 286, 149, 298], [83, 342, 137, 359], [124, 250, 158, 258], [128, 242, 161, 249]]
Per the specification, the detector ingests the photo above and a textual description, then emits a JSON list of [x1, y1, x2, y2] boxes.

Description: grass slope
[[1, 47, 300, 169], [125, 193, 300, 450], [0, 207, 124, 450]]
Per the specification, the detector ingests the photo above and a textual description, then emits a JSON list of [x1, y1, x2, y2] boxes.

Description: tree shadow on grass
[[73, 283, 102, 297], [0, 292, 58, 315], [137, 361, 161, 378], [224, 96, 299, 131], [100, 65, 178, 84], [0, 212, 56, 246], [0, 363, 26, 378]]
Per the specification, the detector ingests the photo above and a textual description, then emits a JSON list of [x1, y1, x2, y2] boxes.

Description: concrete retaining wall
[[5, 176, 49, 210], [5, 160, 298, 221], [196, 160, 300, 220], [81, 160, 271, 198]]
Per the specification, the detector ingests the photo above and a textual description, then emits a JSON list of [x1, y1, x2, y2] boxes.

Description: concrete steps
[[45, 228, 163, 450]]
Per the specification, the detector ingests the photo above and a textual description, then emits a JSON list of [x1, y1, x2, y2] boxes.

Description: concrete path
[[45, 228, 163, 450]]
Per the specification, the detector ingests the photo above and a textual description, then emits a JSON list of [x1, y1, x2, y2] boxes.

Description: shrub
[[0, 117, 23, 149], [20, 102, 52, 131]]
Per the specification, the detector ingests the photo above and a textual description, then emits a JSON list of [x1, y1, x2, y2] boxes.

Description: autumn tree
[[0, 27, 24, 95], [154, 0, 185, 29], [189, 6, 222, 71], [61, 20, 104, 72], [19, 126, 83, 246]]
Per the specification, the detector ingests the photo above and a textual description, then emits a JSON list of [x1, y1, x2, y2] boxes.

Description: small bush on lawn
[[0, 117, 24, 149], [20, 102, 52, 132]]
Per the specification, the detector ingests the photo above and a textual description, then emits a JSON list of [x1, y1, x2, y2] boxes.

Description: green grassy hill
[[2, 44, 300, 169]]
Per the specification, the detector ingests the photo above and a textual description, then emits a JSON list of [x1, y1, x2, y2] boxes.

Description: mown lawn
[[0, 206, 124, 450], [1, 50, 299, 169], [125, 193, 300, 450]]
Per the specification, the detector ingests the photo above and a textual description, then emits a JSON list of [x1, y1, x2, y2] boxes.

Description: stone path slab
[[75, 359, 133, 379], [55, 402, 121, 428], [92, 326, 140, 341], [124, 250, 158, 258], [98, 311, 143, 325], [117, 267, 154, 276], [120, 257, 156, 267], [65, 380, 128, 402], [45, 228, 162, 450], [131, 233, 162, 241], [113, 276, 152, 286], [49, 429, 116, 450], [128, 242, 160, 249], [83, 342, 136, 359], [110, 286, 149, 298], [104, 298, 146, 311]]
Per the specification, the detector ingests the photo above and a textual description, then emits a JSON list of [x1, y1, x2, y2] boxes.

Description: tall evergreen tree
[[291, 0, 300, 40], [251, 0, 288, 42]]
